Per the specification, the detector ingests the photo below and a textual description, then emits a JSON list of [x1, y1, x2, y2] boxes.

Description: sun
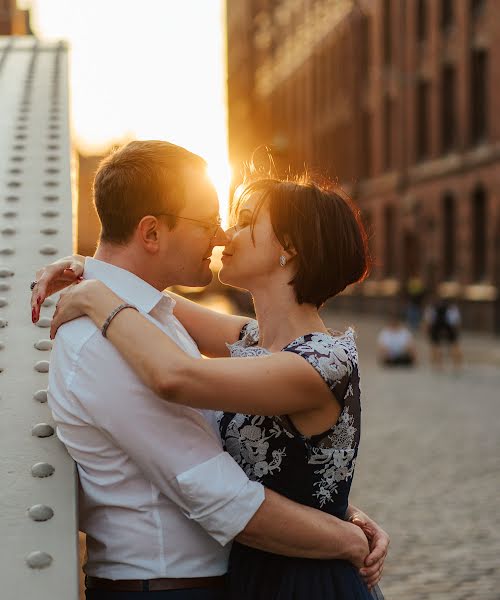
[[207, 159, 233, 228]]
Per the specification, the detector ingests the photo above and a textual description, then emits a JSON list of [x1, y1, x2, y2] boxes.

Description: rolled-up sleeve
[[176, 452, 265, 546], [68, 333, 264, 545]]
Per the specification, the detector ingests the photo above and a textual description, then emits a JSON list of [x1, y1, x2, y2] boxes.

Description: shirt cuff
[[176, 451, 265, 546]]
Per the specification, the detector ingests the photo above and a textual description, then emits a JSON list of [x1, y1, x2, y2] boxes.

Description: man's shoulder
[[52, 317, 102, 366]]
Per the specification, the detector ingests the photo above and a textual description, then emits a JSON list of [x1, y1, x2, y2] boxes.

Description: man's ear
[[137, 216, 162, 253]]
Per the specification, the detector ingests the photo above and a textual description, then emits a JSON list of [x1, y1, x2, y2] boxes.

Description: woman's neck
[[251, 284, 327, 352]]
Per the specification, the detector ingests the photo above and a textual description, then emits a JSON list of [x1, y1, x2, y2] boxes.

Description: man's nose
[[212, 226, 230, 246]]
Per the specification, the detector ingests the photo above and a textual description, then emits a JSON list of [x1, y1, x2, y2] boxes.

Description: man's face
[[160, 171, 227, 287]]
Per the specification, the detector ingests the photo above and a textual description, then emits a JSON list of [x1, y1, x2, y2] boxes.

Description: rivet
[[31, 423, 54, 437], [31, 462, 54, 478], [3, 211, 17, 218], [0, 342, 4, 350], [6, 195, 19, 202], [42, 298, 55, 307], [34, 360, 50, 373], [0, 268, 14, 277], [41, 209, 59, 218], [36, 317, 51, 328], [0, 319, 7, 328], [0, 283, 10, 292], [39, 245, 58, 255], [40, 227, 58, 235], [0, 248, 14, 256], [26, 551, 53, 569], [0, 298, 7, 307], [34, 339, 52, 351], [1, 227, 16, 235], [28, 504, 54, 521], [33, 389, 48, 403], [43, 195, 58, 202], [46, 156, 59, 161], [44, 181, 59, 187], [7, 182, 21, 188]]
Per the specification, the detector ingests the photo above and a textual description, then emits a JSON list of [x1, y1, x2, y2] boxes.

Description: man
[[377, 314, 416, 367], [31, 141, 388, 599]]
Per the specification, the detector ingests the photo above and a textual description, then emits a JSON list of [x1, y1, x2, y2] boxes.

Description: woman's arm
[[31, 254, 248, 356], [51, 280, 333, 416], [169, 292, 250, 357]]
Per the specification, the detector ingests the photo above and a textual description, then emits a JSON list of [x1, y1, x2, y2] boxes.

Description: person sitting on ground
[[377, 315, 416, 367]]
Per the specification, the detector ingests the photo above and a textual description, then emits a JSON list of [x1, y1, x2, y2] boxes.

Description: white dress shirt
[[48, 258, 265, 579]]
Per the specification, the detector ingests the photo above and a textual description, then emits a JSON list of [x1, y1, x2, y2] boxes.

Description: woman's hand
[[49, 279, 100, 339], [349, 510, 389, 590], [31, 255, 85, 323]]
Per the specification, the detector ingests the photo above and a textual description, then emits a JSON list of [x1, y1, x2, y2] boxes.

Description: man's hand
[[349, 509, 389, 590]]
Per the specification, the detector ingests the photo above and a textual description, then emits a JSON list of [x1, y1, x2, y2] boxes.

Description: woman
[[33, 177, 385, 599]]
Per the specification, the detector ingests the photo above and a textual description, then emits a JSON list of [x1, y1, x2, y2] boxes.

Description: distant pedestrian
[[405, 277, 426, 331], [377, 315, 416, 367], [424, 298, 463, 371]]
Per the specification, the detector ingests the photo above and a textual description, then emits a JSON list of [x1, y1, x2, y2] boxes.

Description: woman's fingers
[[30, 259, 82, 322]]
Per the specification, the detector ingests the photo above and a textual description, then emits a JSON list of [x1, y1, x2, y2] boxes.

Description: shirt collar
[[83, 257, 176, 315]]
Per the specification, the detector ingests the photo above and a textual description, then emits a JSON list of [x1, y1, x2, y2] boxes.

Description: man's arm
[[66, 330, 368, 565]]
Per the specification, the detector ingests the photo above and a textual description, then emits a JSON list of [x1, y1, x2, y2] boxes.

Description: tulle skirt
[[227, 543, 384, 600]]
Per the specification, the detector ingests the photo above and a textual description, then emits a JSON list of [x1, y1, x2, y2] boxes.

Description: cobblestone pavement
[[323, 310, 500, 600]]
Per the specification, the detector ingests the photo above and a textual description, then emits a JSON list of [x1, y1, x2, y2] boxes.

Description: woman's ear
[[282, 236, 297, 260]]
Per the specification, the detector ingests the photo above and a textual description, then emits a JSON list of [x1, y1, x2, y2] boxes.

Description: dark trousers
[[86, 589, 226, 600]]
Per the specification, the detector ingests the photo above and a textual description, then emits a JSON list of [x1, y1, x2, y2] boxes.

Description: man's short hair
[[93, 140, 207, 245]]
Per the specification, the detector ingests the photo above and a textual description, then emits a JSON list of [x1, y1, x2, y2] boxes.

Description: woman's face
[[219, 194, 284, 290]]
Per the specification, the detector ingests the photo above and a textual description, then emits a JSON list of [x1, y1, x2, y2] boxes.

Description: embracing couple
[[31, 140, 388, 600]]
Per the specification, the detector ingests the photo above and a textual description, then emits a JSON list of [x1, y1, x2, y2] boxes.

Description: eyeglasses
[[155, 213, 222, 238]]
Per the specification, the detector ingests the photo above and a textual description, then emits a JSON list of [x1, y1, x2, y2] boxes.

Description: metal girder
[[0, 36, 78, 599]]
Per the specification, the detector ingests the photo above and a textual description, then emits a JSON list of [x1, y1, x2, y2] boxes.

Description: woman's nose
[[212, 226, 230, 246]]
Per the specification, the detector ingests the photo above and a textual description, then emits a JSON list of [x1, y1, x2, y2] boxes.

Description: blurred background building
[[227, 0, 500, 333], [0, 0, 30, 34]]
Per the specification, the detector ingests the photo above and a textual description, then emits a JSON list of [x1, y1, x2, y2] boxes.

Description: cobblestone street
[[323, 310, 500, 600]]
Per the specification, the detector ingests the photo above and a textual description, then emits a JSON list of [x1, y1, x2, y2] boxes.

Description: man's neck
[[93, 244, 169, 291]]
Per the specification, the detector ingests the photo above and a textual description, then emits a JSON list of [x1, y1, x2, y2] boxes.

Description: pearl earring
[[279, 255, 287, 267]]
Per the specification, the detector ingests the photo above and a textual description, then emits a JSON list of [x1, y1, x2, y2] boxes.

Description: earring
[[279, 255, 287, 267]]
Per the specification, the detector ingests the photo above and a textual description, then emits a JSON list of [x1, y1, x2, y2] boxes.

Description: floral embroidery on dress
[[308, 406, 358, 507], [221, 414, 292, 480], [219, 319, 361, 511]]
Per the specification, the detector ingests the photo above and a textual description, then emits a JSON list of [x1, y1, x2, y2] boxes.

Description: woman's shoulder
[[283, 328, 358, 389]]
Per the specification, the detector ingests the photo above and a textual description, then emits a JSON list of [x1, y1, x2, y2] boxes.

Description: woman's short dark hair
[[93, 140, 207, 245], [232, 177, 371, 308]]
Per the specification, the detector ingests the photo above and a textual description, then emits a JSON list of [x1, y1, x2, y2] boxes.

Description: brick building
[[0, 0, 31, 35], [227, 0, 500, 333]]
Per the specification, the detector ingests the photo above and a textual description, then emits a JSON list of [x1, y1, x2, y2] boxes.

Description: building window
[[442, 193, 456, 279], [360, 14, 371, 81], [417, 0, 427, 42], [383, 0, 392, 66], [416, 79, 430, 160], [384, 205, 395, 277], [470, 0, 485, 19], [441, 0, 453, 31], [441, 64, 456, 153], [383, 96, 393, 171], [361, 110, 372, 179], [471, 186, 487, 281], [470, 49, 488, 145]]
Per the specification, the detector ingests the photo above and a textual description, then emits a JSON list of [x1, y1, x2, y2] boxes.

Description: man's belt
[[85, 574, 225, 592]]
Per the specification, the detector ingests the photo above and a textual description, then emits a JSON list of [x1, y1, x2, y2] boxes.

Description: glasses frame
[[155, 213, 222, 238]]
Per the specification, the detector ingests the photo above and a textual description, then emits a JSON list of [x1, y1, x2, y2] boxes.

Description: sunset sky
[[21, 0, 231, 215]]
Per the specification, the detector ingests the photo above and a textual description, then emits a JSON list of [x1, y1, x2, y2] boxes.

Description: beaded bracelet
[[101, 303, 138, 338]]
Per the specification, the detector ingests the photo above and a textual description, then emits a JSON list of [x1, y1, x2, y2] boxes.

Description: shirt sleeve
[[67, 333, 265, 546]]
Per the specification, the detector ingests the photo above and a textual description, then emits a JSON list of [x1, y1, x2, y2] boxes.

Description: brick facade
[[227, 0, 500, 333]]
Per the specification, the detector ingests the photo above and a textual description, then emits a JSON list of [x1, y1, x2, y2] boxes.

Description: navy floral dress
[[217, 320, 382, 600]]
